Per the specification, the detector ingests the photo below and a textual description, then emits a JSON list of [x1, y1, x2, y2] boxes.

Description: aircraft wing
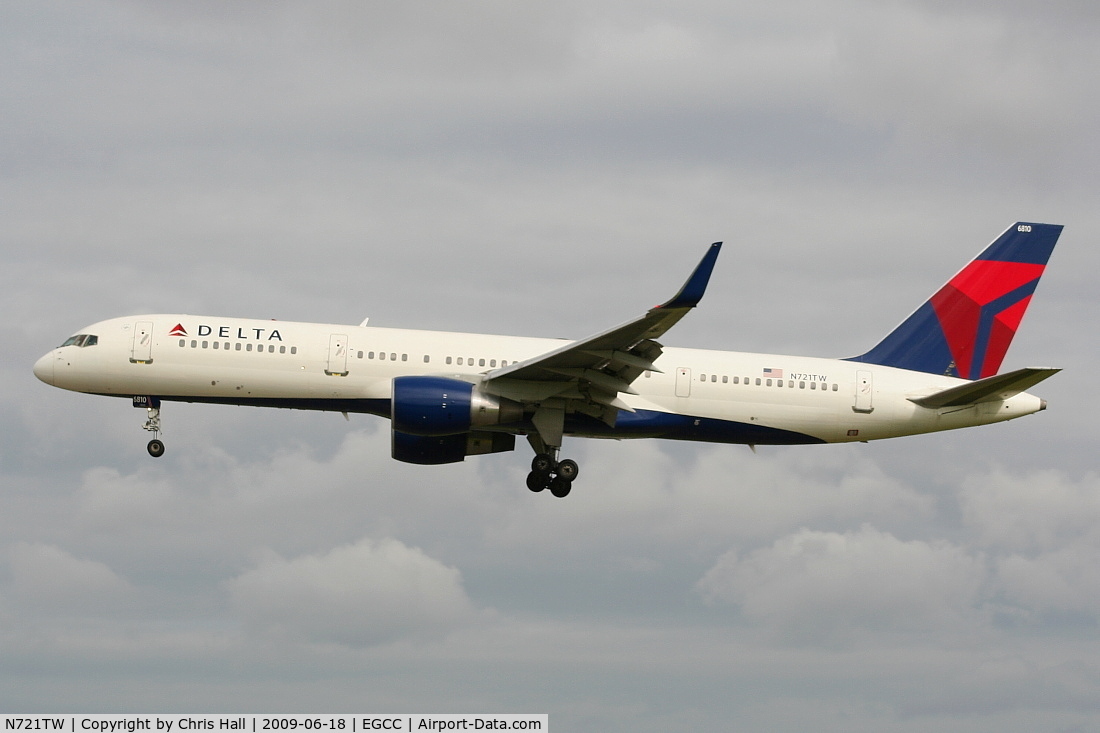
[[481, 243, 722, 419], [908, 367, 1061, 409]]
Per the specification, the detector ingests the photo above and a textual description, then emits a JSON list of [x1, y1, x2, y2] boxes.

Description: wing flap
[[908, 367, 1060, 409]]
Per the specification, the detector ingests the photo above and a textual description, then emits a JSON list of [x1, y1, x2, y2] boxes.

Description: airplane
[[34, 222, 1062, 498]]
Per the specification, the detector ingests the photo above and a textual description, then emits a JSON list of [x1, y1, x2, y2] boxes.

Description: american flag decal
[[763, 368, 783, 378]]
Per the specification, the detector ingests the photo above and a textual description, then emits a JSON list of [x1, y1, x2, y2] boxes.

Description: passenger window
[[700, 374, 706, 382], [711, 375, 717, 383], [755, 378, 761, 385], [479, 358, 485, 367], [490, 359, 497, 367], [799, 381, 805, 389], [457, 357, 463, 365], [732, 376, 738, 384], [246, 344, 252, 352], [402, 354, 408, 361], [391, 353, 397, 361], [179, 339, 186, 347], [202, 341, 209, 349], [191, 340, 197, 348], [832, 383, 838, 391], [424, 355, 430, 363], [446, 356, 453, 365], [810, 382, 816, 390], [236, 343, 242, 351], [722, 376, 728, 383], [380, 352, 387, 361], [213, 342, 219, 349], [357, 351, 363, 359], [290, 347, 297, 355], [766, 379, 772, 386]]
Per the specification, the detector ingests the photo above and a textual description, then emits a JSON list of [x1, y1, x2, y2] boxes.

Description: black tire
[[147, 439, 165, 458], [526, 470, 550, 492], [549, 476, 572, 498], [531, 453, 555, 473], [556, 459, 579, 482]]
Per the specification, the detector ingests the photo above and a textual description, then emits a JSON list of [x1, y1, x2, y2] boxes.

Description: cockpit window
[[59, 334, 99, 348]]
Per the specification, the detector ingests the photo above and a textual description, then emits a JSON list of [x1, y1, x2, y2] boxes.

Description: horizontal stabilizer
[[909, 367, 1060, 409]]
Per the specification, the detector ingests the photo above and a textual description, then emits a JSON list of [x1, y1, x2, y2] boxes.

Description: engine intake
[[391, 376, 523, 436]]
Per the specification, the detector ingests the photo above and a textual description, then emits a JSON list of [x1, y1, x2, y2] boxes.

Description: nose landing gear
[[135, 396, 165, 457]]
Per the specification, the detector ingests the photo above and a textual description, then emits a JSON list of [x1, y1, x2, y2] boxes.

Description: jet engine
[[391, 376, 524, 436], [390, 376, 523, 464]]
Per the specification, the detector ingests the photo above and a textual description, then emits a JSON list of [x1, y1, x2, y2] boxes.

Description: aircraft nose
[[33, 352, 55, 385]]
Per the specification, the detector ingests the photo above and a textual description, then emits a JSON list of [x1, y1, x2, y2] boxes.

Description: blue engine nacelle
[[391, 376, 523, 436], [390, 376, 523, 465]]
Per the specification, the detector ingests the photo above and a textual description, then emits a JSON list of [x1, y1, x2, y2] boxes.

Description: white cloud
[[697, 525, 986, 642], [960, 468, 1100, 552], [994, 546, 1100, 616], [6, 542, 136, 614], [226, 538, 481, 647]]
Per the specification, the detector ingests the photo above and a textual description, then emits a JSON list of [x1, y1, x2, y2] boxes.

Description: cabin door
[[326, 334, 349, 376], [675, 367, 692, 398], [131, 321, 154, 363], [854, 370, 874, 413]]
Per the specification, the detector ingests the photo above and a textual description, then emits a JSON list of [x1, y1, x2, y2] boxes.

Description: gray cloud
[[2, 0, 1099, 729]]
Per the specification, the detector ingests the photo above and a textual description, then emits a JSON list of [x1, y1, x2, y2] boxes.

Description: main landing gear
[[525, 452, 579, 498], [523, 405, 579, 498]]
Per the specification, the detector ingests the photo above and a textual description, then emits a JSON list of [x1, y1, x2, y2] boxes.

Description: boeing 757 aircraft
[[34, 222, 1062, 497]]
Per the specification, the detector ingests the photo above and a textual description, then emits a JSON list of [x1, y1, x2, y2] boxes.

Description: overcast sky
[[2, 1, 1099, 730]]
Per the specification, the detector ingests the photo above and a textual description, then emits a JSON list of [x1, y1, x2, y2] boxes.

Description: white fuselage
[[33, 314, 1046, 445]]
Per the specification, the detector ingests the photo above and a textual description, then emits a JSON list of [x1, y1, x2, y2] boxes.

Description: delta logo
[[168, 322, 284, 341]]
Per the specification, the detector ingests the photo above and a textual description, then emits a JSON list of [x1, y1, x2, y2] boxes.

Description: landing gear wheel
[[526, 470, 550, 493], [147, 439, 165, 458], [531, 453, 555, 473], [556, 459, 579, 482], [549, 476, 572, 498]]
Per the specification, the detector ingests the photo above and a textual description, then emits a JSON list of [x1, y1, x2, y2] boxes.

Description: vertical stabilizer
[[849, 222, 1062, 379]]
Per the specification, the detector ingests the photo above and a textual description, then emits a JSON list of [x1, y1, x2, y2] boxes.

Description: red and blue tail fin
[[849, 222, 1063, 379]]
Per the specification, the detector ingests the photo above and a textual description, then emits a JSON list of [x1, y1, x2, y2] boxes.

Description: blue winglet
[[658, 242, 723, 310]]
